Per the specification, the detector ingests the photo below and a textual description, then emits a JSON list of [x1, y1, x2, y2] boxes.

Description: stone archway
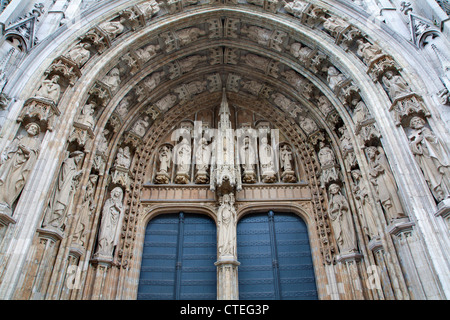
[[0, 1, 448, 300]]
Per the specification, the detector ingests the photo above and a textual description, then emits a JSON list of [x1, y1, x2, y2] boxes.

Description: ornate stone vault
[[0, 0, 449, 300]]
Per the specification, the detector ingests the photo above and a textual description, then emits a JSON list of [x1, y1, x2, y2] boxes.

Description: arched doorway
[[237, 211, 318, 300], [137, 212, 217, 300]]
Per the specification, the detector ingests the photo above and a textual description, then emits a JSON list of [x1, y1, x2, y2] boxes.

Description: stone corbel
[[110, 165, 133, 192], [389, 93, 431, 126], [118, 6, 145, 31], [88, 81, 112, 108], [367, 55, 399, 83], [79, 27, 111, 55], [17, 97, 61, 132], [44, 57, 82, 86], [68, 122, 94, 149]]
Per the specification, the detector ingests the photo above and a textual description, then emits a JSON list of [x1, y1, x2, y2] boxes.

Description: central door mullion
[[174, 212, 185, 300], [268, 211, 281, 300]]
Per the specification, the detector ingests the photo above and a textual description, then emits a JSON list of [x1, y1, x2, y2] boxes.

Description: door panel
[[237, 212, 318, 300], [137, 213, 217, 300]]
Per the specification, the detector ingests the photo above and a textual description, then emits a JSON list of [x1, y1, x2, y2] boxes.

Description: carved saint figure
[[102, 67, 121, 93], [65, 42, 91, 67], [195, 137, 211, 174], [239, 136, 257, 183], [131, 117, 149, 137], [175, 137, 192, 174], [99, 19, 125, 39], [217, 193, 237, 258], [158, 145, 172, 175], [42, 151, 84, 230], [72, 174, 98, 247], [328, 183, 357, 254], [176, 27, 206, 46], [280, 144, 294, 172], [351, 170, 379, 239], [114, 146, 132, 169], [382, 71, 411, 101], [136, 0, 160, 19], [318, 142, 335, 167], [0, 122, 40, 214], [408, 116, 450, 202], [356, 39, 383, 65], [327, 66, 346, 91], [366, 146, 406, 222], [76, 103, 96, 128], [135, 43, 160, 62], [259, 137, 276, 181], [96, 187, 124, 258], [283, 0, 308, 17], [35, 75, 61, 103]]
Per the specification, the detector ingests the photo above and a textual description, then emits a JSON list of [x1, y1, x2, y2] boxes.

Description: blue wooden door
[[237, 211, 318, 300], [137, 213, 217, 300]]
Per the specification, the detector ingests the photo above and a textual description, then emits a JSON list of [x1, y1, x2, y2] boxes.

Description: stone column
[[215, 257, 240, 300], [336, 252, 364, 299]]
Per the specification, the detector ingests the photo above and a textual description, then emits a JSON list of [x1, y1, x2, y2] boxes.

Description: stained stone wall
[[0, 0, 448, 300]]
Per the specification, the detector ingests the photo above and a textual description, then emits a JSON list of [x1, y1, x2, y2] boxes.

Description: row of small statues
[[154, 136, 298, 185]]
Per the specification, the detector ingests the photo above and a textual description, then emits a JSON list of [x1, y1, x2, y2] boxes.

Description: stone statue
[[76, 103, 96, 128], [217, 193, 237, 258], [351, 170, 379, 239], [72, 174, 98, 247], [131, 116, 149, 137], [328, 183, 357, 254], [176, 27, 206, 46], [382, 71, 411, 101], [135, 43, 160, 62], [136, 0, 160, 19], [327, 66, 346, 91], [97, 129, 109, 154], [366, 146, 406, 222], [174, 137, 192, 183], [318, 142, 335, 167], [195, 137, 211, 183], [241, 25, 272, 46], [65, 42, 91, 67], [114, 146, 132, 169], [408, 116, 450, 202], [239, 136, 257, 183], [322, 16, 349, 35], [35, 75, 61, 103], [102, 67, 121, 93], [155, 145, 172, 184], [289, 42, 313, 63], [42, 151, 84, 230], [96, 187, 124, 259], [280, 144, 297, 183], [0, 122, 41, 214], [99, 19, 125, 40], [283, 0, 308, 17], [115, 96, 130, 118], [259, 137, 276, 182], [356, 39, 383, 65]]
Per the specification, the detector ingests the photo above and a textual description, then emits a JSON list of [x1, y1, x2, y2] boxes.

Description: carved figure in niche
[[366, 146, 406, 222], [351, 170, 379, 239], [327, 66, 346, 91], [259, 137, 276, 183], [174, 137, 192, 183], [338, 126, 353, 152], [156, 94, 177, 112], [95, 187, 124, 259], [42, 151, 84, 230], [217, 193, 237, 258], [116, 96, 130, 118], [299, 116, 319, 134], [131, 116, 149, 137], [97, 129, 109, 154], [135, 43, 160, 62], [195, 137, 211, 184], [241, 25, 271, 46], [99, 19, 125, 40], [328, 183, 357, 254], [35, 75, 61, 103], [243, 53, 269, 72], [280, 144, 297, 183], [356, 39, 383, 65], [136, 0, 160, 19], [318, 95, 333, 115], [322, 16, 349, 35], [64, 42, 91, 67], [0, 122, 40, 214], [155, 145, 172, 184], [102, 68, 121, 93], [289, 42, 313, 63], [178, 55, 207, 73], [353, 100, 370, 125], [76, 103, 95, 128], [114, 146, 132, 169], [72, 174, 98, 247], [318, 141, 335, 167], [283, 0, 309, 17], [239, 136, 257, 183], [408, 116, 450, 202], [176, 27, 206, 46], [382, 71, 412, 101]]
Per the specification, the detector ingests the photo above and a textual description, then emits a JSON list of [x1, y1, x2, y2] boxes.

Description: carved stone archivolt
[[1, 0, 448, 302]]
